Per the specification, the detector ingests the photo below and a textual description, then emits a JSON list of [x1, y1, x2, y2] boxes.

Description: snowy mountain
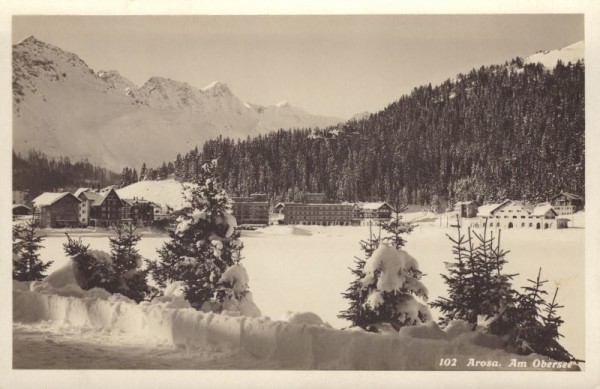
[[12, 36, 343, 170], [524, 40, 584, 68]]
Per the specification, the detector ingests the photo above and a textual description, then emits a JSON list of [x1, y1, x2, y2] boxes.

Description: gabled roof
[[550, 192, 584, 201], [477, 200, 510, 217], [79, 190, 104, 205], [360, 202, 393, 211], [532, 203, 558, 217], [13, 204, 31, 211], [33, 192, 81, 207], [74, 187, 92, 198]]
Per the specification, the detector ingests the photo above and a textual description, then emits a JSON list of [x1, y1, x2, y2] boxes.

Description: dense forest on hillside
[[170, 58, 584, 206], [13, 150, 120, 201]]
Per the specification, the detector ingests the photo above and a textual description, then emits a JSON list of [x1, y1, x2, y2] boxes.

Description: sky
[[12, 15, 583, 119]]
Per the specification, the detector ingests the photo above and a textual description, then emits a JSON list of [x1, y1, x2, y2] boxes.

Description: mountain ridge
[[12, 36, 343, 170]]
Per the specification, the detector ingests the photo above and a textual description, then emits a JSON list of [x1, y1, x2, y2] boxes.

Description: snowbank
[[13, 283, 577, 370]]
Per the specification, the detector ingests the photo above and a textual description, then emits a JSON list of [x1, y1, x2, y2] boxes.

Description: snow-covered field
[[14, 221, 584, 369]]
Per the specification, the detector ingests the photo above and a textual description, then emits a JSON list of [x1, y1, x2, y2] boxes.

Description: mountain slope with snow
[[12, 36, 343, 170], [525, 40, 584, 68]]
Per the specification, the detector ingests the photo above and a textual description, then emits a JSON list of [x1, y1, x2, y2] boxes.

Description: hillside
[[174, 42, 584, 204], [12, 36, 343, 171]]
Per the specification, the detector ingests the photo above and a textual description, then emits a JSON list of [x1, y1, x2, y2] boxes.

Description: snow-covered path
[[13, 324, 276, 369]]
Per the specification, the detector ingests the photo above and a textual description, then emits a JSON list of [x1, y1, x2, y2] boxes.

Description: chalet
[[122, 197, 155, 226], [352, 202, 395, 225], [454, 200, 478, 218], [283, 203, 353, 226], [549, 192, 584, 215], [231, 193, 269, 225], [77, 188, 124, 228], [32, 192, 81, 228], [12, 204, 32, 216]]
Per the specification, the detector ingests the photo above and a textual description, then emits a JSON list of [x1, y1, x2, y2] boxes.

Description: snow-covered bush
[[149, 160, 256, 313], [13, 221, 53, 281]]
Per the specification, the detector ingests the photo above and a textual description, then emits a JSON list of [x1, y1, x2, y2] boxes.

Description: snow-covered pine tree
[[338, 223, 382, 329], [108, 224, 151, 302], [360, 242, 431, 331], [149, 159, 243, 311], [12, 221, 53, 281]]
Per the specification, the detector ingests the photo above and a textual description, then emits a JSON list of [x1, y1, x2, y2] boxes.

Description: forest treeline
[[170, 58, 584, 205], [13, 150, 120, 201]]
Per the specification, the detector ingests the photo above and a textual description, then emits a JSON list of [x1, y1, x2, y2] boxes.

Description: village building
[[13, 190, 29, 205], [231, 193, 269, 225], [454, 200, 478, 218], [32, 192, 81, 228], [273, 202, 285, 214], [12, 204, 32, 217], [153, 204, 173, 221], [474, 200, 562, 230], [352, 202, 395, 225], [77, 188, 124, 228], [282, 203, 353, 226], [122, 197, 155, 226], [549, 192, 584, 215]]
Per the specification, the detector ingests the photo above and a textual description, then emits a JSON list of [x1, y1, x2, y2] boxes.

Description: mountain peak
[[275, 101, 290, 108], [201, 81, 232, 96], [20, 35, 39, 44]]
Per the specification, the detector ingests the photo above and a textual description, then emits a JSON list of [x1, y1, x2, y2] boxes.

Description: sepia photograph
[[2, 1, 599, 387]]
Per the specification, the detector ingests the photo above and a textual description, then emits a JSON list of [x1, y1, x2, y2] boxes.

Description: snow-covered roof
[[454, 200, 477, 206], [532, 203, 557, 217], [360, 202, 392, 211], [79, 191, 104, 205], [477, 202, 505, 217], [33, 192, 80, 207], [13, 204, 31, 210], [74, 187, 92, 198]]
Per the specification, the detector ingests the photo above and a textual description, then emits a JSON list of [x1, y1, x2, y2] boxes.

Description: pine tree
[[339, 215, 428, 332], [63, 233, 115, 291], [338, 222, 382, 329], [431, 217, 517, 328], [148, 160, 243, 310], [499, 268, 580, 362], [108, 224, 150, 302], [12, 221, 53, 281], [140, 162, 148, 181], [381, 202, 413, 249]]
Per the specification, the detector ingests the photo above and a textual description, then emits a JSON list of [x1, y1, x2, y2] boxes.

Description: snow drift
[[13, 279, 576, 370]]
